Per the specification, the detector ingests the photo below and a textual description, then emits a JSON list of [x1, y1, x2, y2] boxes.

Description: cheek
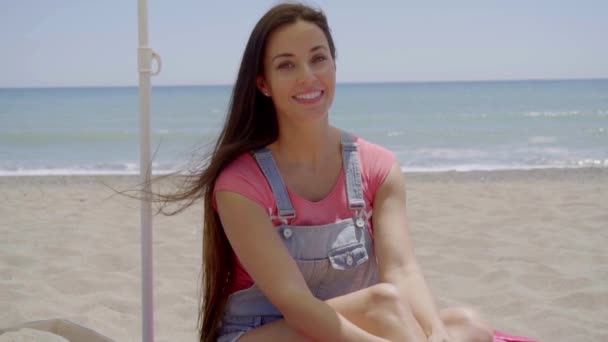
[[268, 82, 293, 109], [320, 62, 336, 83], [320, 70, 336, 94], [270, 82, 292, 102], [266, 72, 291, 93]]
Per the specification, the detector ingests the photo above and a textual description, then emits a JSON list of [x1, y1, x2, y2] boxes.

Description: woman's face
[[258, 20, 336, 125]]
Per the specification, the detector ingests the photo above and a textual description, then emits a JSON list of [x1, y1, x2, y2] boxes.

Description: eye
[[277, 61, 294, 70], [312, 55, 327, 63]]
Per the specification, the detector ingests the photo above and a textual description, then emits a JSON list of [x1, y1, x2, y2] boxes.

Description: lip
[[292, 90, 324, 105]]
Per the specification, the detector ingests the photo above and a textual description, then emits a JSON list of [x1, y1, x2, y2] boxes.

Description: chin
[[299, 107, 329, 121]]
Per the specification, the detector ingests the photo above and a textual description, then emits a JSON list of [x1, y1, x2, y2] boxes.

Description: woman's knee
[[363, 283, 427, 341], [367, 283, 404, 307], [364, 283, 410, 323], [442, 307, 493, 342]]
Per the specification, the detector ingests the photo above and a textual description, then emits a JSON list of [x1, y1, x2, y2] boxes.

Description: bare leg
[[237, 287, 493, 342], [239, 283, 426, 342], [439, 307, 494, 342]]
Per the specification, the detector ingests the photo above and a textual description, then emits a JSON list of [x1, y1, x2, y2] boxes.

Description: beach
[[1, 168, 607, 342]]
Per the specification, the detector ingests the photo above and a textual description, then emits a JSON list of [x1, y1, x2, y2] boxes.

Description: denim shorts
[[217, 315, 282, 342]]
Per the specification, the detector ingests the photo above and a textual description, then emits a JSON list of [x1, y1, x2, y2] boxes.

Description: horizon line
[[2, 77, 608, 90]]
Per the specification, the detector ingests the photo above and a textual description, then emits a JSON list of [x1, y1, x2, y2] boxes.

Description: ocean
[[1, 79, 607, 176]]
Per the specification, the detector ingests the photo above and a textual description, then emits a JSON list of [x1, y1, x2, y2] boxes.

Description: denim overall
[[218, 132, 379, 341]]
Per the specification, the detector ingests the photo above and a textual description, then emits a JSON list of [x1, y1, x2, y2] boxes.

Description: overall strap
[[252, 148, 296, 220], [340, 131, 366, 211]]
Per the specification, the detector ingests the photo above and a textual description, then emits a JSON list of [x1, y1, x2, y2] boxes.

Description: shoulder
[[216, 152, 262, 183], [352, 135, 398, 199], [354, 135, 397, 175], [213, 152, 274, 211]]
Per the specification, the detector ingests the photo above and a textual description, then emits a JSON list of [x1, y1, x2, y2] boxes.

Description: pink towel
[[494, 330, 538, 342]]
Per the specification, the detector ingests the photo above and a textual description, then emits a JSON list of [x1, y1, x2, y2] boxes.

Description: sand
[[1, 168, 606, 341]]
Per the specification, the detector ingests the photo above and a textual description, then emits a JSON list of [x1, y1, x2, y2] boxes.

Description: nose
[[296, 64, 316, 85]]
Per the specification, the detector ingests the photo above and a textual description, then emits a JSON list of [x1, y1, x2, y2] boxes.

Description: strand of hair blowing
[[156, 54, 277, 341], [195, 18, 281, 336], [198, 87, 277, 341], [201, 135, 277, 338]]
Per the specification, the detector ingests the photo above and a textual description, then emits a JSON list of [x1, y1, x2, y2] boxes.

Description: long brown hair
[[159, 3, 336, 341]]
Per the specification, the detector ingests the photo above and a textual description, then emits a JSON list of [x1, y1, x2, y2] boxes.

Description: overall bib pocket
[[328, 242, 369, 270]]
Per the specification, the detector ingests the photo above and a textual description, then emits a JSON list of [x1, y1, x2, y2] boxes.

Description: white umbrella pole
[[137, 0, 161, 341]]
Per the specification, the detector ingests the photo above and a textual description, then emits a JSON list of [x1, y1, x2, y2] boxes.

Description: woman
[[174, 3, 494, 342]]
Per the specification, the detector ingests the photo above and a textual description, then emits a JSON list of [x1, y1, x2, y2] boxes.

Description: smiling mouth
[[292, 90, 324, 104]]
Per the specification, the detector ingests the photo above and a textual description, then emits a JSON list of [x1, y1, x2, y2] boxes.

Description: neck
[[271, 119, 339, 169]]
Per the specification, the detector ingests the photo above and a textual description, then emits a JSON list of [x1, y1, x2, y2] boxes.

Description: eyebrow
[[271, 45, 327, 62]]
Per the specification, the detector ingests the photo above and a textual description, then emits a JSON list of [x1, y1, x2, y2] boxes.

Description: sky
[[1, 0, 607, 88]]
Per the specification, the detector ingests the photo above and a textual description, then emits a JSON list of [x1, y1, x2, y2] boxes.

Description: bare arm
[[372, 164, 447, 338], [216, 191, 388, 342]]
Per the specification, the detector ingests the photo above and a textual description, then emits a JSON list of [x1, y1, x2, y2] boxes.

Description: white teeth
[[294, 91, 322, 100]]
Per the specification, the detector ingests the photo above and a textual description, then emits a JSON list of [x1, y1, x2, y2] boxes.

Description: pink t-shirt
[[214, 136, 397, 293]]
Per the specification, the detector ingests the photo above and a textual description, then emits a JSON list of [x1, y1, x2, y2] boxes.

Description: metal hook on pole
[[151, 51, 162, 76], [138, 47, 162, 76]]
